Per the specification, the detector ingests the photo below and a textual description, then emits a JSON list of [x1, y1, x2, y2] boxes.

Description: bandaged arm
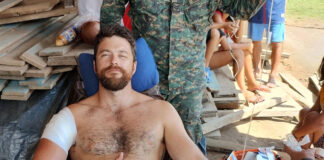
[[33, 107, 77, 160]]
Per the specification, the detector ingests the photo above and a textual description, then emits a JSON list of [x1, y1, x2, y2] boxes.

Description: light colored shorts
[[248, 23, 285, 42]]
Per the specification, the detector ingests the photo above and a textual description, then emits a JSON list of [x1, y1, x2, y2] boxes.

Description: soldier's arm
[[162, 102, 207, 160], [100, 0, 127, 28], [218, 0, 266, 20]]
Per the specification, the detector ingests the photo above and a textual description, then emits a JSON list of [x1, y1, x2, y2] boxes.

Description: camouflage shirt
[[101, 0, 265, 96]]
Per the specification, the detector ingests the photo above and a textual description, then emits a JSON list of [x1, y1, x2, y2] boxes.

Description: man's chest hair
[[75, 115, 162, 156]]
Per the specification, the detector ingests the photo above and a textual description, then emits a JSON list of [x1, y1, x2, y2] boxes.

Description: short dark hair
[[319, 56, 324, 81], [94, 24, 136, 61]]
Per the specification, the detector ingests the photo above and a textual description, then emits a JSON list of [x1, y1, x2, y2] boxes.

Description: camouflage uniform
[[101, 0, 265, 143]]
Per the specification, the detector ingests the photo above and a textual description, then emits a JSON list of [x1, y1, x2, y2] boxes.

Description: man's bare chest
[[73, 113, 164, 157]]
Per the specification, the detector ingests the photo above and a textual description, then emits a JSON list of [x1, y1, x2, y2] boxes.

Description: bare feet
[[247, 84, 270, 93], [267, 76, 277, 88], [243, 90, 264, 104]]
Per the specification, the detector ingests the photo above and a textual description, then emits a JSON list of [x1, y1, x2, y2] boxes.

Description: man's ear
[[132, 61, 137, 76]]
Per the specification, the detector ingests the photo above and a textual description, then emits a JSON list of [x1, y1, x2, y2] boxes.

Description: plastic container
[[56, 26, 78, 46]]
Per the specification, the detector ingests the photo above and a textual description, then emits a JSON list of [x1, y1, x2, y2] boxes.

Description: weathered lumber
[[0, 0, 22, 13], [51, 66, 75, 74], [0, 79, 9, 92], [20, 14, 76, 69], [47, 42, 93, 66], [39, 41, 77, 56], [202, 91, 221, 137], [19, 77, 49, 86], [2, 80, 30, 96], [24, 67, 52, 78], [0, 75, 25, 80], [0, 18, 52, 55], [0, 64, 28, 76], [1, 92, 32, 101], [206, 138, 255, 151], [0, 3, 77, 25], [28, 73, 62, 90], [280, 73, 316, 102], [202, 94, 288, 134], [309, 74, 321, 94], [0, 23, 19, 36], [0, 0, 60, 18]]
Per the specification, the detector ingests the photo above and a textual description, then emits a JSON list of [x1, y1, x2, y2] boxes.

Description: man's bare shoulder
[[137, 93, 175, 113], [67, 95, 98, 117]]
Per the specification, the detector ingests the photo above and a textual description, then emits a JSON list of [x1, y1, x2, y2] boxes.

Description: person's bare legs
[[205, 28, 221, 67], [244, 49, 270, 92], [209, 49, 262, 103], [252, 41, 262, 78], [267, 42, 282, 87], [80, 21, 100, 45]]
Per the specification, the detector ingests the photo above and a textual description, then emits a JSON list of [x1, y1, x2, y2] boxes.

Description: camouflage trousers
[[162, 89, 204, 144]]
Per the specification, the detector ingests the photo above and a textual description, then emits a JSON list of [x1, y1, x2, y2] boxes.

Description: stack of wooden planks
[[0, 0, 77, 25], [0, 14, 93, 101]]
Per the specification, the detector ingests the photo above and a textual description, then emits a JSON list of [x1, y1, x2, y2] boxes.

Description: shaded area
[[0, 71, 76, 160]]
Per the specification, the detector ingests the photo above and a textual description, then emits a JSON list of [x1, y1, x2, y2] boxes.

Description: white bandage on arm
[[41, 107, 77, 154]]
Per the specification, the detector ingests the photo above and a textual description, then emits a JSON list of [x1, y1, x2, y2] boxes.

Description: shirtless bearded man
[[33, 25, 206, 160]]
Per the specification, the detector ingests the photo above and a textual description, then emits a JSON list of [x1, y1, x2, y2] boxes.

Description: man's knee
[[299, 108, 311, 121], [81, 21, 100, 45]]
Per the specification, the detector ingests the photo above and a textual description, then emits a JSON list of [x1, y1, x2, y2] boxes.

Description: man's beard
[[97, 65, 132, 91]]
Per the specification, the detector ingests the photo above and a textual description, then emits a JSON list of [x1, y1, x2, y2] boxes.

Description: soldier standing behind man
[[100, 0, 266, 154]]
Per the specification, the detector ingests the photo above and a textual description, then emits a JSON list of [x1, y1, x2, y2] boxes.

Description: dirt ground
[[206, 18, 324, 160]]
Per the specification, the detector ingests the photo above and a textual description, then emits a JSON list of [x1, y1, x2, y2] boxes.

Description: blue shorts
[[248, 23, 285, 42]]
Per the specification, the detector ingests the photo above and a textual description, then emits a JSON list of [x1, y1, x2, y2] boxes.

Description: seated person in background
[[205, 11, 269, 103], [60, 0, 131, 45], [33, 25, 206, 160], [292, 57, 324, 149]]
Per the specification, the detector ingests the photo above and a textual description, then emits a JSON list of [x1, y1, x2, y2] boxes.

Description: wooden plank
[[207, 138, 255, 151], [39, 41, 78, 56], [47, 42, 93, 66], [64, 0, 74, 8], [0, 79, 9, 92], [277, 81, 313, 108], [19, 77, 49, 86], [0, 64, 28, 76], [206, 71, 220, 93], [51, 66, 75, 74], [1, 91, 32, 101], [19, 14, 76, 69], [0, 23, 20, 36], [0, 0, 60, 18], [24, 67, 52, 78], [280, 73, 316, 102], [28, 73, 62, 90], [202, 91, 221, 137], [0, 18, 52, 55], [0, 3, 77, 25], [309, 74, 321, 94], [213, 65, 239, 97], [202, 93, 288, 134], [0, 75, 25, 80], [218, 98, 302, 118], [2, 80, 30, 96], [0, 0, 22, 13]]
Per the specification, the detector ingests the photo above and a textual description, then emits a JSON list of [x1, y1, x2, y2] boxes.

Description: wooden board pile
[[0, 0, 77, 25], [208, 65, 245, 109], [203, 69, 311, 151], [0, 14, 93, 101]]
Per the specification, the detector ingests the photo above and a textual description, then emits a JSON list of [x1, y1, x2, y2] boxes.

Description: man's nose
[[110, 54, 119, 65]]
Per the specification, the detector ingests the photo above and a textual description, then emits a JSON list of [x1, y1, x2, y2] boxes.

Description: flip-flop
[[244, 91, 265, 104], [248, 84, 271, 93], [267, 76, 277, 88]]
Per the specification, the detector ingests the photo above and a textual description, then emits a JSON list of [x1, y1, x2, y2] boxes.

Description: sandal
[[243, 91, 265, 104]]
